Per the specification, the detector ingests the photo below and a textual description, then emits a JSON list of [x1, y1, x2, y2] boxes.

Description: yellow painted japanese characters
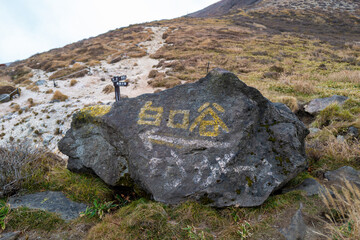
[[137, 101, 164, 126], [137, 101, 229, 137], [189, 103, 229, 137], [167, 110, 190, 129]]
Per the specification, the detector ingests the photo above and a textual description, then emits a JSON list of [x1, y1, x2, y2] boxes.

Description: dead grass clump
[[320, 180, 360, 239], [307, 129, 360, 169], [45, 89, 53, 94], [276, 96, 299, 112], [10, 103, 20, 112], [326, 70, 360, 84], [49, 65, 87, 80], [148, 70, 159, 78], [70, 79, 78, 87], [0, 76, 13, 87], [102, 85, 114, 94], [26, 84, 39, 92], [0, 142, 56, 197], [148, 76, 181, 89], [291, 81, 316, 95], [27, 98, 35, 107], [52, 90, 68, 101]]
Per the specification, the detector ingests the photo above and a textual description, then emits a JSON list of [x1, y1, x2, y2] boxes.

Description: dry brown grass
[[148, 69, 159, 78], [45, 89, 53, 94], [320, 180, 360, 239], [70, 79, 78, 87], [52, 90, 68, 101], [25, 84, 39, 92], [102, 85, 114, 94], [291, 80, 316, 95], [147, 76, 181, 89], [0, 76, 13, 87], [326, 70, 360, 83], [49, 65, 87, 80], [307, 128, 360, 169], [276, 96, 299, 112]]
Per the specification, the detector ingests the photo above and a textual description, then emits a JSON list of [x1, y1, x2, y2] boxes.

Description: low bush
[[102, 85, 114, 94], [0, 143, 56, 197], [70, 79, 78, 87], [52, 90, 69, 101]]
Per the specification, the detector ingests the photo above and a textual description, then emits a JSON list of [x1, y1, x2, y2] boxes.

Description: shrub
[[70, 79, 77, 87], [148, 70, 158, 78], [102, 85, 114, 94], [0, 143, 52, 197], [52, 90, 68, 101]]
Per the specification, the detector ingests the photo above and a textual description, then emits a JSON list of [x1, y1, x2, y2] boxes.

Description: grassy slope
[[0, 6, 360, 240]]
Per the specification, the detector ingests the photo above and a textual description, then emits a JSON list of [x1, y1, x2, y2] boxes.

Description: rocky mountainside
[[0, 1, 360, 238], [188, 0, 360, 17]]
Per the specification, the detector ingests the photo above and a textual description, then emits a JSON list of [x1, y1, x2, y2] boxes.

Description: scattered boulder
[[325, 166, 360, 187], [280, 204, 307, 240], [283, 178, 325, 196], [8, 191, 87, 221], [304, 95, 348, 115], [309, 128, 320, 134], [59, 68, 309, 207], [347, 126, 359, 138], [35, 80, 47, 86]]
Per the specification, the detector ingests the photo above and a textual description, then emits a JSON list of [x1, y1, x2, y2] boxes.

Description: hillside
[[1, 0, 360, 239]]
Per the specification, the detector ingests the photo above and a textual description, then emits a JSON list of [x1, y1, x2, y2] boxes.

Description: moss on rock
[[72, 105, 111, 128]]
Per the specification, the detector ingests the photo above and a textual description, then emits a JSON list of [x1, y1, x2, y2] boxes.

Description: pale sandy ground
[[0, 27, 168, 157]]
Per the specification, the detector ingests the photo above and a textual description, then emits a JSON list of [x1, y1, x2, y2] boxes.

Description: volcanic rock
[[304, 95, 348, 115], [59, 69, 309, 207]]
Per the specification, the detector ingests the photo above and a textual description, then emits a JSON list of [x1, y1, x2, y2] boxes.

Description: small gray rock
[[0, 231, 21, 240], [43, 135, 54, 146], [304, 95, 348, 115], [309, 128, 320, 134], [336, 135, 345, 143], [35, 80, 47, 86], [348, 126, 359, 138], [283, 178, 325, 196], [8, 191, 87, 221], [325, 166, 360, 187], [280, 203, 307, 240]]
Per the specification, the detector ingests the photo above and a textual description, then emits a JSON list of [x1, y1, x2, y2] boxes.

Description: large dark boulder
[[59, 69, 309, 207]]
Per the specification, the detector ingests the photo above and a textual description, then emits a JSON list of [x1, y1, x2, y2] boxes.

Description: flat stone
[[304, 95, 348, 115], [283, 178, 325, 196], [35, 80, 47, 86], [309, 128, 320, 134], [59, 69, 309, 207], [8, 191, 87, 221], [325, 166, 360, 187], [348, 126, 359, 138]]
